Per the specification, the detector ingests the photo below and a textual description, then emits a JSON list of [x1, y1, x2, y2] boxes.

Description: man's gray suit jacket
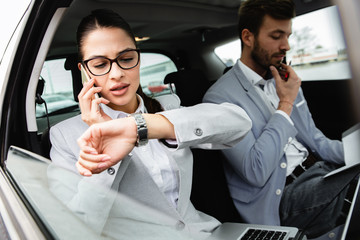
[[203, 60, 344, 225]]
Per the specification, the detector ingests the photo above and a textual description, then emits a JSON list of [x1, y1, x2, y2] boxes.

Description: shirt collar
[[238, 60, 273, 86], [100, 94, 146, 119]]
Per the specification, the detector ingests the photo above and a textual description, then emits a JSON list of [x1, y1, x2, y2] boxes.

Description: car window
[[6, 146, 190, 240], [0, 0, 31, 57], [288, 5, 351, 81], [214, 39, 241, 67], [37, 58, 77, 118], [140, 53, 177, 97], [214, 6, 351, 81]]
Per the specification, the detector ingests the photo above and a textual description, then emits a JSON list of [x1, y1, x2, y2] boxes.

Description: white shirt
[[238, 60, 308, 176], [100, 96, 179, 207]]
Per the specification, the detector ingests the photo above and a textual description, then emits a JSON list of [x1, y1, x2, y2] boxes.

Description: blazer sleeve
[[158, 102, 252, 150], [292, 88, 344, 164]]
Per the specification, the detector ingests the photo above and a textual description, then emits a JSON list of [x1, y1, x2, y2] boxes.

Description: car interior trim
[[26, 8, 67, 133]]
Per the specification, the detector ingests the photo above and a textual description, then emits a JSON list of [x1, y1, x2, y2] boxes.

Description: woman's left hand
[[78, 78, 111, 126], [76, 117, 138, 176]]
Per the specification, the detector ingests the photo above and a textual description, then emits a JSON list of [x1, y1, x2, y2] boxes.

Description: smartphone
[[80, 65, 99, 98], [278, 57, 289, 81]]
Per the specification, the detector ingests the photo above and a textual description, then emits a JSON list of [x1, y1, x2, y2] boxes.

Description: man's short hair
[[238, 0, 295, 46]]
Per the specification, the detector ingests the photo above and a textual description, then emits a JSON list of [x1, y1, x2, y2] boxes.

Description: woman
[[49, 9, 251, 239]]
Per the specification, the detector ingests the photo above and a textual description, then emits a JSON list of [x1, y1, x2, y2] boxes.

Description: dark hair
[[238, 0, 295, 48], [76, 9, 163, 113]]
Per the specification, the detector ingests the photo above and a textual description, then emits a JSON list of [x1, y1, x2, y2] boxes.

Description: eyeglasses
[[82, 49, 140, 76]]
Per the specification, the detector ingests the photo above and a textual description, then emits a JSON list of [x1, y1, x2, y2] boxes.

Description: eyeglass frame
[[82, 48, 141, 76]]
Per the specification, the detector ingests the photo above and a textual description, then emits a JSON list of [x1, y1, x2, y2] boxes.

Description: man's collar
[[238, 60, 275, 85], [238, 60, 265, 86]]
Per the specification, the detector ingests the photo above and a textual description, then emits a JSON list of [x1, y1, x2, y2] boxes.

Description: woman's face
[[81, 27, 140, 113]]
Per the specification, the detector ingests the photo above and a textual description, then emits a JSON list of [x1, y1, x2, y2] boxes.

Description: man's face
[[251, 15, 292, 71]]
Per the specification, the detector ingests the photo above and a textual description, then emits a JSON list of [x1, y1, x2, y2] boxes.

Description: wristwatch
[[129, 113, 148, 147]]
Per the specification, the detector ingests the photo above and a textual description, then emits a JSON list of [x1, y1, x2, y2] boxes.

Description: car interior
[[1, 0, 360, 239]]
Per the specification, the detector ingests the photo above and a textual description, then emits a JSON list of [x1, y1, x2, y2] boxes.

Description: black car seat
[[163, 69, 211, 107], [163, 69, 243, 223], [64, 53, 82, 102]]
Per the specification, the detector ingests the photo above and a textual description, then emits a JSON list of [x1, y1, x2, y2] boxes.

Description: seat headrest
[[64, 54, 82, 102], [164, 69, 211, 106]]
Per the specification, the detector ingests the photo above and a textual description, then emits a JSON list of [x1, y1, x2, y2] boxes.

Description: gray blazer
[[48, 94, 252, 240], [203, 60, 344, 226]]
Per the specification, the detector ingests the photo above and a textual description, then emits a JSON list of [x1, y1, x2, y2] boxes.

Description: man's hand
[[270, 64, 301, 115], [76, 117, 137, 176]]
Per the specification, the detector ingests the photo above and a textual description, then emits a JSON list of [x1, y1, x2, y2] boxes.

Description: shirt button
[[280, 162, 287, 169], [107, 167, 115, 175], [276, 189, 282, 195], [288, 137, 293, 142], [175, 221, 185, 231], [194, 128, 203, 136], [328, 232, 336, 239]]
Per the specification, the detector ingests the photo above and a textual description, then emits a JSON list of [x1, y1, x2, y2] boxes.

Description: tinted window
[[214, 40, 241, 67], [0, 0, 31, 56], [37, 58, 77, 118], [288, 5, 351, 81], [140, 53, 177, 96], [214, 6, 351, 81]]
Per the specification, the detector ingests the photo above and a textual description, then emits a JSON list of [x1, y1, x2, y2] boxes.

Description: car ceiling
[[48, 0, 333, 58]]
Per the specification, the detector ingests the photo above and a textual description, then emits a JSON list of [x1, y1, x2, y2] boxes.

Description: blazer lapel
[[163, 148, 190, 217], [111, 154, 132, 190], [232, 63, 273, 121], [114, 152, 181, 219]]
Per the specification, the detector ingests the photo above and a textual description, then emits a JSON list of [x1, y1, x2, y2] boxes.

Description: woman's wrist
[[142, 113, 175, 140]]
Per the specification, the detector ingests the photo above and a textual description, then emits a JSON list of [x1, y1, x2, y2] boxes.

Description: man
[[203, 0, 359, 237]]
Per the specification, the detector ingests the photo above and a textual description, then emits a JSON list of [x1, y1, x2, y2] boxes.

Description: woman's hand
[[76, 113, 175, 176], [78, 78, 111, 126], [76, 117, 138, 176]]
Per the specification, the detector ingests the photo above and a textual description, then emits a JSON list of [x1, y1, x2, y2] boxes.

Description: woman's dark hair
[[238, 0, 295, 49], [76, 9, 163, 113]]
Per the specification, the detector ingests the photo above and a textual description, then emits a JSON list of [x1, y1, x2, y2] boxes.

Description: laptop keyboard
[[240, 228, 287, 240]]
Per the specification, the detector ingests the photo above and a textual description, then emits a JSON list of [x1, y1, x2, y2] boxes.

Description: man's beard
[[251, 38, 285, 71]]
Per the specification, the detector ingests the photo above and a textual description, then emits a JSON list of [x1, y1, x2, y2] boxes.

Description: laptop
[[207, 222, 303, 240], [324, 123, 360, 178], [208, 124, 360, 240], [340, 177, 360, 240], [207, 179, 360, 240]]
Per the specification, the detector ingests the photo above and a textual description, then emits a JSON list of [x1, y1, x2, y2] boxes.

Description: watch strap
[[129, 113, 148, 147]]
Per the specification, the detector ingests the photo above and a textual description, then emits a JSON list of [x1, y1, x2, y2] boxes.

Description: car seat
[[64, 53, 82, 102], [163, 69, 243, 223], [163, 69, 212, 106]]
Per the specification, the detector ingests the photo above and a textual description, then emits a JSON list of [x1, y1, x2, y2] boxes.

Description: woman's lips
[[110, 84, 129, 96]]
